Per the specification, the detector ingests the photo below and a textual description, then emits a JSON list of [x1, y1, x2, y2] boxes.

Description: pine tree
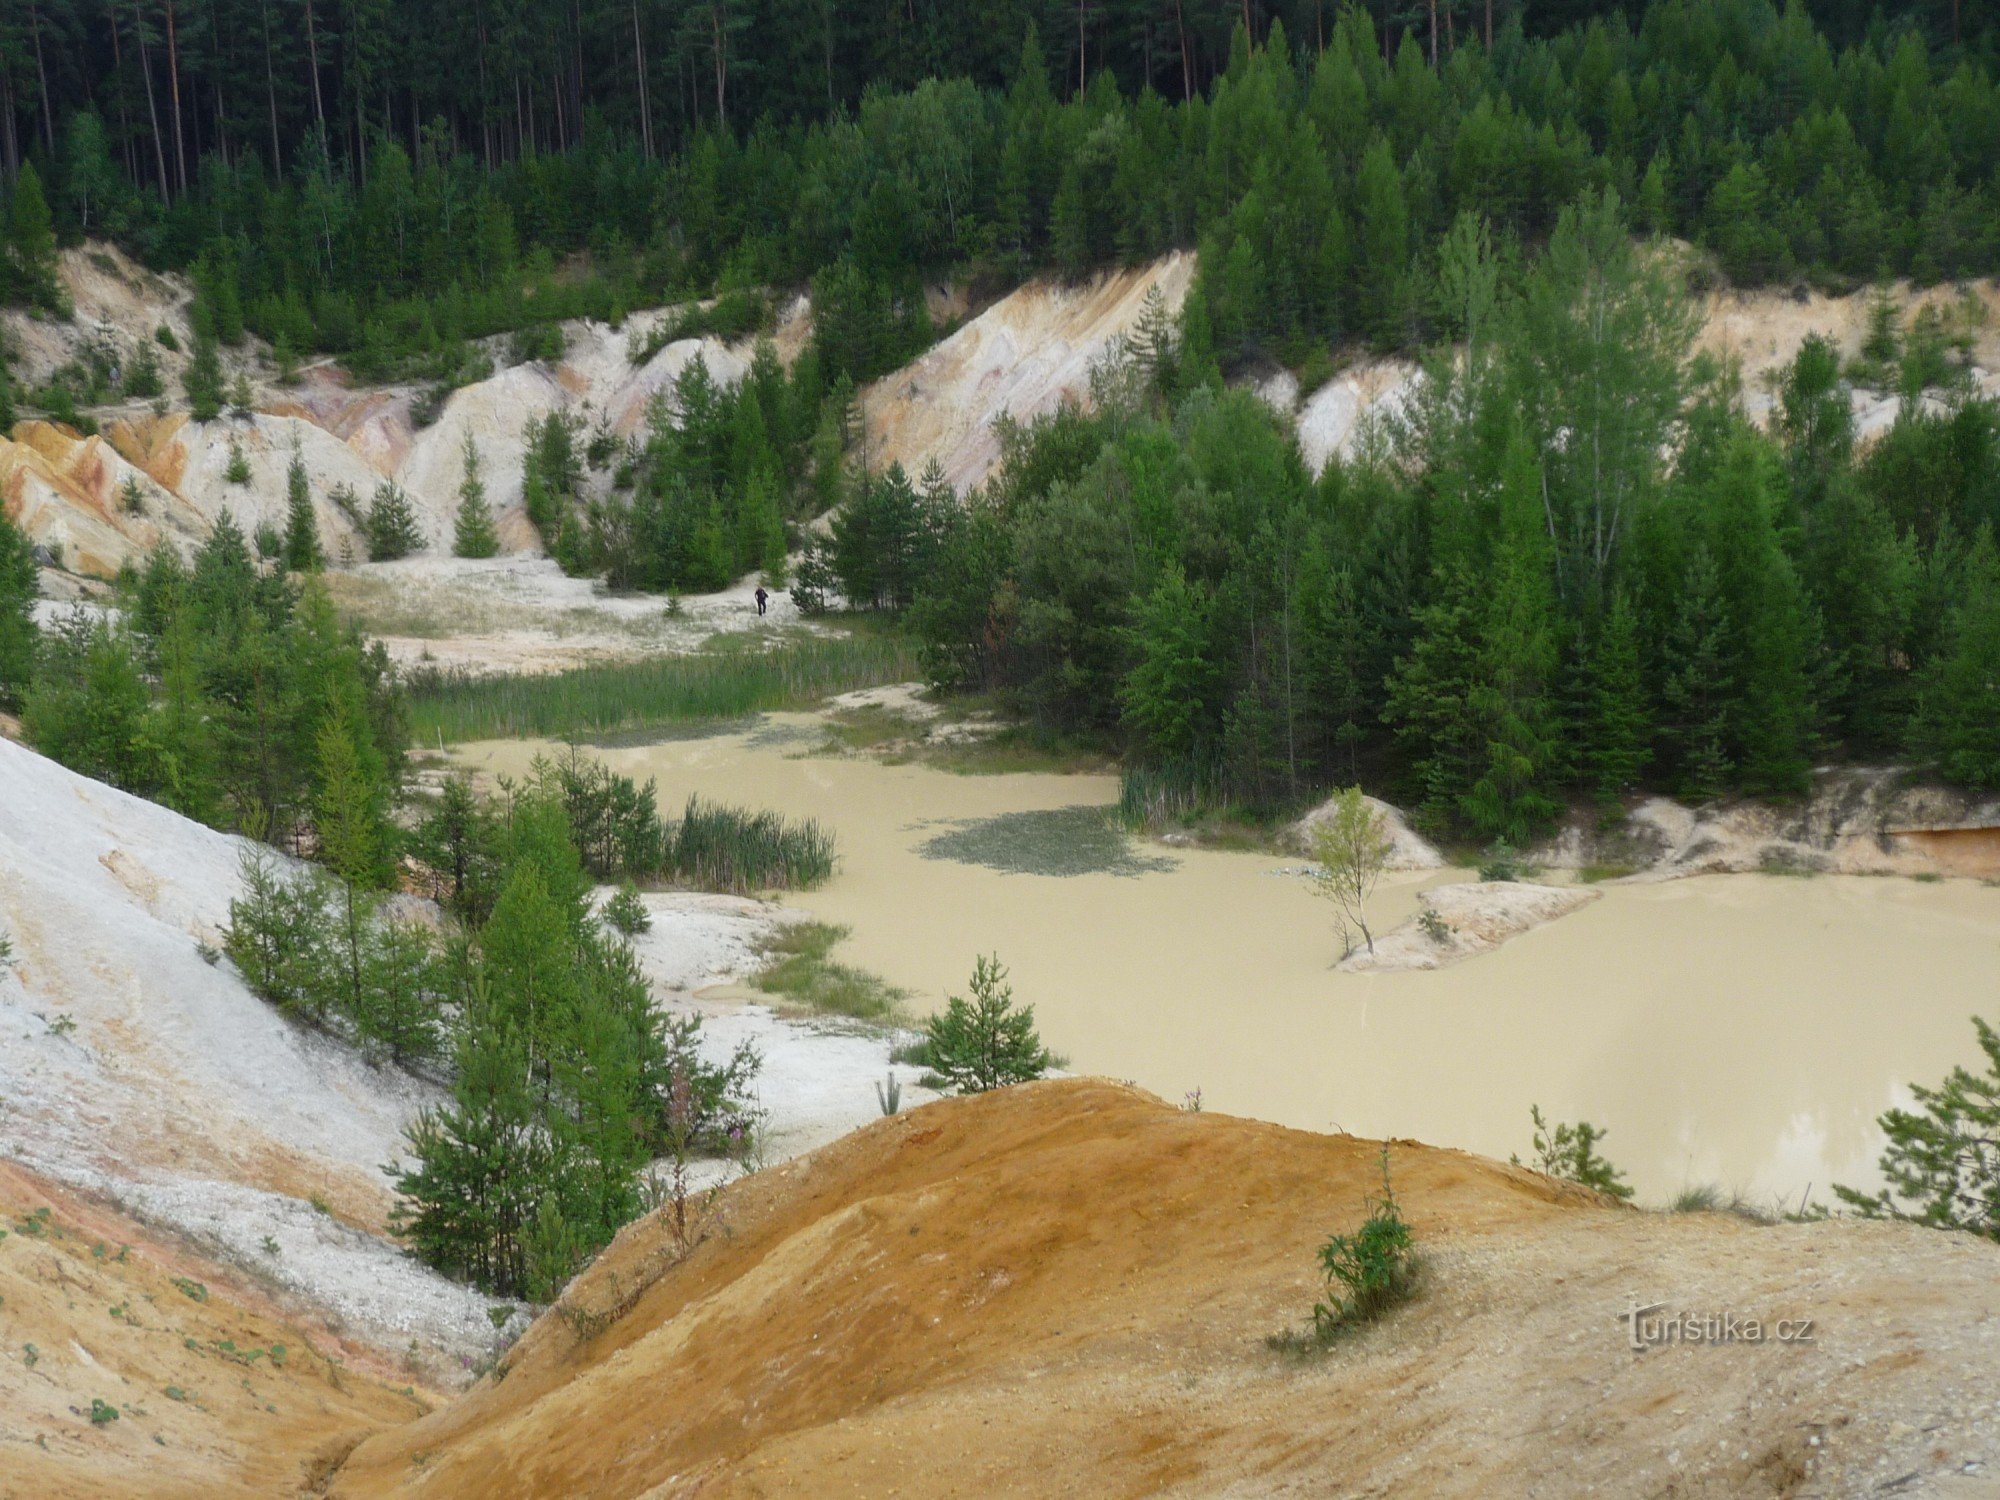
[[0, 500, 37, 709], [364, 481, 425, 561], [482, 862, 582, 1097], [390, 977, 544, 1294], [282, 442, 322, 572], [225, 436, 251, 484], [453, 435, 501, 559], [151, 607, 221, 823], [316, 704, 386, 1025], [361, 918, 447, 1067], [921, 955, 1052, 1094]]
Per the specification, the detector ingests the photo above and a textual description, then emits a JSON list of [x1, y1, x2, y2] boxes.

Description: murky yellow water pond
[[460, 725, 2000, 1205]]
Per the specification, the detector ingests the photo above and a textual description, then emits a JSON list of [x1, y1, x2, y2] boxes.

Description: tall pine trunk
[[304, 0, 327, 150], [31, 2, 56, 156], [259, 0, 280, 168], [164, 0, 188, 193], [133, 0, 171, 197], [109, 13, 137, 183], [1176, 0, 1192, 99], [0, 71, 17, 182], [631, 0, 651, 159]]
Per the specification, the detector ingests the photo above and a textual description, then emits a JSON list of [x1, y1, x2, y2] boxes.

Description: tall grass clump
[[668, 796, 834, 893], [1115, 760, 1227, 831], [510, 748, 836, 893], [407, 633, 918, 743]]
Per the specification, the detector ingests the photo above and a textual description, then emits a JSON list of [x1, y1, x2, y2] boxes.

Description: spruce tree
[[1119, 562, 1214, 761], [1353, 136, 1409, 351], [282, 443, 322, 572], [1584, 589, 1651, 807], [1461, 438, 1562, 844], [1660, 545, 1733, 800], [1913, 530, 2000, 789], [453, 434, 500, 558], [184, 330, 224, 422], [7, 163, 60, 309], [1385, 567, 1486, 825], [365, 481, 425, 561]]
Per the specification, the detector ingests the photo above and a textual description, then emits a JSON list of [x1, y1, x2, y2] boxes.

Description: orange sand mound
[[325, 1079, 2000, 1498]]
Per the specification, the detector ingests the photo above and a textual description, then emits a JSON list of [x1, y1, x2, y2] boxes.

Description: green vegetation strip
[[407, 632, 919, 743]]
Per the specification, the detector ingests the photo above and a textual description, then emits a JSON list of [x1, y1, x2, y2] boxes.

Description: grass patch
[[408, 631, 920, 743], [1576, 862, 1640, 883], [751, 922, 906, 1021], [918, 805, 1177, 878], [1667, 1183, 1775, 1223], [919, 726, 1114, 776]]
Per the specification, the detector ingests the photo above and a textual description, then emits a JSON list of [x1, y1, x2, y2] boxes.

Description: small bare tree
[[1310, 788, 1394, 957]]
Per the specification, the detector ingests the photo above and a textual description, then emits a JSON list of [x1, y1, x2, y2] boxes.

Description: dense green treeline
[[21, 515, 407, 852], [815, 194, 2000, 840], [4, 1, 1999, 394]]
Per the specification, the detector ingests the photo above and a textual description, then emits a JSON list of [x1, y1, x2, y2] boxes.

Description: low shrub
[[1271, 1147, 1420, 1352], [1514, 1104, 1634, 1199]]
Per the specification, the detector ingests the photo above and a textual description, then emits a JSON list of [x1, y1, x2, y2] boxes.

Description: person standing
[[754, 585, 769, 617]]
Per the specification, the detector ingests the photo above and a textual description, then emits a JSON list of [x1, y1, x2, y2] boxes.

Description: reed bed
[[408, 633, 919, 744], [666, 796, 836, 893]]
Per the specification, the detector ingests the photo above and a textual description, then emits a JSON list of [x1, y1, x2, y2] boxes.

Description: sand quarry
[[7, 249, 2000, 1494]]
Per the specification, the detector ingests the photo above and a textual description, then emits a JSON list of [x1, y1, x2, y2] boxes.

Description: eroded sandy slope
[[325, 1079, 2000, 1499]]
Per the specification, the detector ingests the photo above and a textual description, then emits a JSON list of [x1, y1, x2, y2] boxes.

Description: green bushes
[[225, 850, 450, 1066], [405, 632, 917, 743], [1310, 1150, 1420, 1339], [624, 290, 769, 366]]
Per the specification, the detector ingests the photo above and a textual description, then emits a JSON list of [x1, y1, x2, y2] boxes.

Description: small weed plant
[[1272, 1147, 1420, 1353]]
